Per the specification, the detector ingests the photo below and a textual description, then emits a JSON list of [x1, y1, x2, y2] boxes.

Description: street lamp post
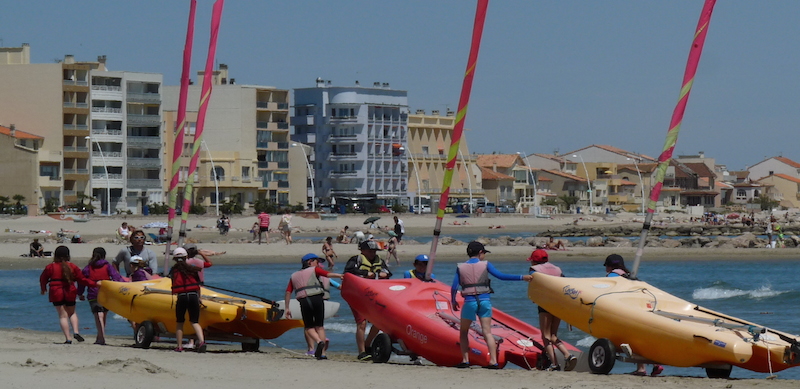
[[86, 136, 110, 215], [518, 151, 538, 215], [458, 149, 473, 213], [201, 140, 219, 216], [408, 151, 422, 214], [628, 157, 646, 215], [572, 154, 592, 213], [291, 143, 315, 212]]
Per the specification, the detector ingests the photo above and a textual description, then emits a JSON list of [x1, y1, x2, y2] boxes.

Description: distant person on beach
[[118, 222, 132, 239], [322, 237, 338, 270], [30, 238, 44, 257], [404, 254, 434, 280], [545, 237, 566, 250], [344, 240, 392, 360], [352, 230, 366, 245], [386, 231, 400, 266], [604, 254, 664, 377], [527, 249, 577, 371], [257, 211, 270, 245], [285, 253, 343, 360], [766, 215, 776, 249], [251, 222, 259, 241], [78, 247, 124, 345], [337, 226, 350, 243], [279, 213, 293, 244], [170, 247, 206, 353], [39, 246, 98, 344], [393, 216, 405, 243], [114, 230, 158, 277], [451, 241, 532, 369]]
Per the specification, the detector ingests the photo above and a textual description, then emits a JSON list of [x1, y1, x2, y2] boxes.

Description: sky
[[2, 0, 800, 171]]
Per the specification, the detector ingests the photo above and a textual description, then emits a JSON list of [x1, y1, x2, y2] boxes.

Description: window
[[421, 146, 429, 155], [242, 166, 250, 180], [210, 192, 224, 205], [212, 167, 225, 181], [736, 189, 746, 197], [40, 165, 59, 179]]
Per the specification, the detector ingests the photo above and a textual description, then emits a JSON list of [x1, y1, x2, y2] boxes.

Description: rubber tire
[[134, 321, 155, 349], [588, 338, 616, 374], [706, 366, 732, 379], [371, 333, 393, 363]]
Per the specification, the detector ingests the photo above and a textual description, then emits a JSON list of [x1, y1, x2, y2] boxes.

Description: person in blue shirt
[[403, 254, 434, 280], [451, 241, 532, 369]]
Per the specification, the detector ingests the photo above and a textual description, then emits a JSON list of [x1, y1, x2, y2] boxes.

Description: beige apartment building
[[0, 125, 44, 213], [406, 110, 483, 211], [0, 44, 99, 213], [162, 64, 299, 211]]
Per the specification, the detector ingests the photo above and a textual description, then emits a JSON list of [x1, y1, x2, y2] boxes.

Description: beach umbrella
[[726, 213, 740, 219], [364, 216, 381, 225]]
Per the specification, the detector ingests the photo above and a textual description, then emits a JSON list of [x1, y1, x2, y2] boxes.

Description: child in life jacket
[[78, 247, 124, 345], [169, 247, 206, 353], [39, 245, 98, 344], [130, 255, 154, 282]]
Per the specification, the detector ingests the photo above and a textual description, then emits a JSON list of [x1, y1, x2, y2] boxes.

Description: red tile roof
[[764, 173, 800, 184], [0, 125, 44, 140], [476, 154, 520, 169], [478, 166, 514, 181], [774, 157, 800, 169]]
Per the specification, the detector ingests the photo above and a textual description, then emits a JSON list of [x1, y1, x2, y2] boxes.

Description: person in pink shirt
[[184, 243, 222, 284], [257, 212, 271, 245]]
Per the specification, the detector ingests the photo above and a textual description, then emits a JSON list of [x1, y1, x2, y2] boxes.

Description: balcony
[[277, 162, 289, 169], [277, 180, 290, 188], [127, 136, 161, 147], [127, 157, 161, 168], [331, 171, 358, 177], [63, 124, 90, 136], [92, 107, 122, 114], [127, 114, 160, 127], [62, 80, 89, 86], [326, 116, 358, 124], [126, 92, 161, 104], [127, 178, 162, 188], [91, 128, 123, 136], [91, 85, 122, 92], [328, 152, 358, 160]]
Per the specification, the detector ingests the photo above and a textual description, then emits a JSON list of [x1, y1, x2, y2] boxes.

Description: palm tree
[[558, 195, 579, 213], [0, 196, 8, 214]]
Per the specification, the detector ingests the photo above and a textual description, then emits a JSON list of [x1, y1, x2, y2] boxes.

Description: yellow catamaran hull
[[528, 274, 800, 375]]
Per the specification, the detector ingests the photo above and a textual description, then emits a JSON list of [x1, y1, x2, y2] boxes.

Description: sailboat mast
[[164, 0, 197, 272], [631, 0, 717, 279], [177, 0, 225, 247], [425, 0, 489, 281]]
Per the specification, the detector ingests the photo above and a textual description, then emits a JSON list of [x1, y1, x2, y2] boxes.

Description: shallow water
[[5, 259, 800, 379]]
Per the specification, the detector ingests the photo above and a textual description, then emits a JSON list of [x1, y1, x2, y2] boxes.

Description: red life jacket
[[171, 271, 201, 294], [458, 261, 491, 296], [87, 264, 112, 281], [290, 267, 324, 299]]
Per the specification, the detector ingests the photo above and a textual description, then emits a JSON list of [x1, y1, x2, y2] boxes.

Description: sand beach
[[3, 212, 799, 388]]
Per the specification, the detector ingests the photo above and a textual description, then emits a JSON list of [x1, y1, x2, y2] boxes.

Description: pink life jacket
[[290, 267, 324, 299], [458, 261, 491, 296], [320, 276, 331, 300], [531, 262, 562, 277]]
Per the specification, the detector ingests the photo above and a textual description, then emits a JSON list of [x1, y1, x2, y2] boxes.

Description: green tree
[[558, 195, 579, 213], [0, 196, 9, 214], [43, 198, 60, 213], [221, 199, 244, 215], [753, 195, 779, 211], [253, 198, 277, 214], [12, 194, 25, 214]]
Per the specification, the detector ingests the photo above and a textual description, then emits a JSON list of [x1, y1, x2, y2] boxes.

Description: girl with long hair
[[78, 247, 124, 345], [40, 246, 98, 343]]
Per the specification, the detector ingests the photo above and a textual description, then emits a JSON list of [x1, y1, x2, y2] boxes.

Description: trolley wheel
[[588, 338, 616, 374], [134, 321, 155, 349], [706, 365, 732, 379], [371, 333, 393, 363], [241, 340, 260, 352]]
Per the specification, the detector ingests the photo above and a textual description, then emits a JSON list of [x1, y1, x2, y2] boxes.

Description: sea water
[[3, 258, 800, 380]]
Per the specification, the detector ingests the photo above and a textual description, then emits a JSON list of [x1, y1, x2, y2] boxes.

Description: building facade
[[292, 80, 409, 209], [163, 65, 294, 210]]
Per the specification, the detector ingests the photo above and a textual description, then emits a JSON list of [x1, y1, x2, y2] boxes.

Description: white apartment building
[[292, 80, 409, 208], [89, 69, 163, 214]]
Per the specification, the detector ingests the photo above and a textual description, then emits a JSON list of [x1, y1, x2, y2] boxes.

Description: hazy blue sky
[[2, 1, 799, 171]]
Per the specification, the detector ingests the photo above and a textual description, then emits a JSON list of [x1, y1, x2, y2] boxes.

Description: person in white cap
[[169, 247, 206, 353]]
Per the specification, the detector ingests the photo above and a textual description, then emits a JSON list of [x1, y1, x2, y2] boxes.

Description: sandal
[[628, 371, 647, 376], [73, 334, 85, 342], [651, 364, 664, 376], [455, 362, 470, 368], [483, 364, 501, 369]]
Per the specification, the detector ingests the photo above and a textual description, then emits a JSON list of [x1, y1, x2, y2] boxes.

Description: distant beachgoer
[[251, 222, 259, 241], [451, 241, 532, 368], [78, 247, 124, 345], [322, 237, 338, 270], [527, 249, 577, 371], [118, 222, 132, 239], [488, 225, 505, 229], [352, 230, 366, 245], [386, 232, 399, 266], [393, 216, 405, 243], [545, 237, 565, 250], [338, 226, 350, 243], [30, 238, 44, 257], [257, 211, 271, 245], [604, 254, 664, 377], [40, 246, 98, 344], [279, 213, 293, 244]]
